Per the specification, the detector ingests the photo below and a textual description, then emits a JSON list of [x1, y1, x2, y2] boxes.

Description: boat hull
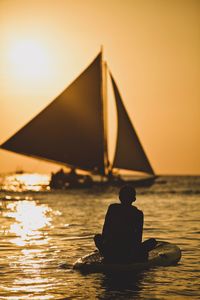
[[50, 174, 157, 190]]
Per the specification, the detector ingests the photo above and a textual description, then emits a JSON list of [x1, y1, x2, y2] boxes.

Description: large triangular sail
[[110, 73, 155, 175], [1, 53, 106, 175]]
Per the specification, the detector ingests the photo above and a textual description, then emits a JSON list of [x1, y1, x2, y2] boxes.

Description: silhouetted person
[[67, 168, 79, 186], [94, 185, 156, 263], [106, 163, 123, 184]]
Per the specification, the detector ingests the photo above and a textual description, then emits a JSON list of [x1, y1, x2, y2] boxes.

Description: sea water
[[0, 175, 199, 299]]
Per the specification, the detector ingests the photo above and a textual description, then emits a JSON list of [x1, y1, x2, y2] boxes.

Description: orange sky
[[0, 0, 199, 175]]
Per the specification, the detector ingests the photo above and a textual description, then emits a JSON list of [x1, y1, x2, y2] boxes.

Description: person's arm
[[136, 211, 144, 244], [102, 205, 113, 239]]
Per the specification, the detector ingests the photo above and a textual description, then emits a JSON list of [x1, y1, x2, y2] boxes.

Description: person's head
[[119, 185, 136, 205]]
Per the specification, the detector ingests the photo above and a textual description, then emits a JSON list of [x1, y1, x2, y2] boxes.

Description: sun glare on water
[[3, 173, 50, 192], [7, 201, 52, 247], [3, 200, 55, 295]]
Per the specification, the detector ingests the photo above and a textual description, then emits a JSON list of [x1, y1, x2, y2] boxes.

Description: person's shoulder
[[107, 203, 121, 212], [132, 206, 143, 217], [107, 203, 120, 215], [108, 203, 120, 209]]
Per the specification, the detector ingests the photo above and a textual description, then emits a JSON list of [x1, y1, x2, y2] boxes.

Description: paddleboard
[[73, 241, 181, 273]]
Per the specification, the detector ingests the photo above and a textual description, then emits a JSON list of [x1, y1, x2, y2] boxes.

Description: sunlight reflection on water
[[1, 199, 56, 299], [6, 201, 52, 246], [1, 173, 50, 192]]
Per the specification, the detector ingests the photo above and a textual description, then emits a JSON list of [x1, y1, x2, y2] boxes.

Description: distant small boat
[[1, 49, 156, 189], [15, 168, 24, 174]]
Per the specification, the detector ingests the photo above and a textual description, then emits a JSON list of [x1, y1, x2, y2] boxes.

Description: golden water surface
[[0, 175, 199, 299]]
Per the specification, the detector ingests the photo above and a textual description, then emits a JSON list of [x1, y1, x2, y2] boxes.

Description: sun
[[8, 39, 51, 83]]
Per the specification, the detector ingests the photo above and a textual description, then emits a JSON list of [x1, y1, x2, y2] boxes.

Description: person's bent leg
[[142, 238, 157, 252], [94, 234, 104, 254], [135, 238, 157, 262]]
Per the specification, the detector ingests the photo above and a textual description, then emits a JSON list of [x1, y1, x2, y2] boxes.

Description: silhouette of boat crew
[[50, 168, 93, 189]]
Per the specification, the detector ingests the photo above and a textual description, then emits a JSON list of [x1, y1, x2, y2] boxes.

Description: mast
[[100, 46, 109, 175]]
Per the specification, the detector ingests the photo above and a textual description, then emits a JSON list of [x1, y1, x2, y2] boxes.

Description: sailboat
[[1, 50, 156, 189]]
